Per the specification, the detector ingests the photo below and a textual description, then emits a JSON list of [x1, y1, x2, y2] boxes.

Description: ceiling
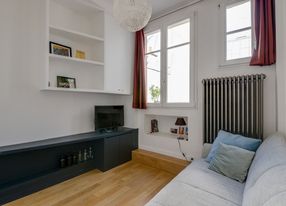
[[151, 0, 192, 18], [102, 0, 193, 18]]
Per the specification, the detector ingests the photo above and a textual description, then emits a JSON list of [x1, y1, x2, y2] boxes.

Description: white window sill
[[219, 57, 251, 69], [147, 103, 162, 108], [147, 101, 196, 109]]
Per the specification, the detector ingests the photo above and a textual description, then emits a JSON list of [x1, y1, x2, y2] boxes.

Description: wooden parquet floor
[[6, 161, 175, 206]]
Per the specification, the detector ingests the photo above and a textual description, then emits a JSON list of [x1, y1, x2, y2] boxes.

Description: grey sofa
[[146, 133, 286, 206]]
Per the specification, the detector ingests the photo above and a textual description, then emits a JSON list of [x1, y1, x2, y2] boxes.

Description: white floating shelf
[[49, 25, 104, 42], [42, 87, 130, 95], [49, 54, 104, 66]]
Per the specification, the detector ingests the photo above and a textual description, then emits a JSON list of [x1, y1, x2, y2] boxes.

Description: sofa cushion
[[206, 130, 261, 163], [209, 143, 255, 183], [145, 181, 241, 206], [146, 160, 245, 206], [242, 133, 286, 206]]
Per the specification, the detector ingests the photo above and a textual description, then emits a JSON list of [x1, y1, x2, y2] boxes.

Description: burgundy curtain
[[132, 29, 147, 109], [250, 0, 276, 66]]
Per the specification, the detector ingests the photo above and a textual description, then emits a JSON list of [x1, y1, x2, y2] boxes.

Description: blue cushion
[[208, 143, 255, 183], [206, 130, 261, 163]]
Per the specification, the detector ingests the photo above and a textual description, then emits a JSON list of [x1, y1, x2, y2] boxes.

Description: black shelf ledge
[[0, 127, 138, 156]]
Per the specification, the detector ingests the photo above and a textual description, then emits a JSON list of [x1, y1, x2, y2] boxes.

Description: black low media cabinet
[[0, 127, 138, 205]]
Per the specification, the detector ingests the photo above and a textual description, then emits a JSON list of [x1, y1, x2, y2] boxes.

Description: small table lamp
[[175, 117, 187, 140]]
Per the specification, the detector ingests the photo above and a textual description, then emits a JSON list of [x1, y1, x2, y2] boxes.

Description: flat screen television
[[94, 106, 124, 130]]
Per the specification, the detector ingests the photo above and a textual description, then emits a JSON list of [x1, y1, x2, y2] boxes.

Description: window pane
[[227, 1, 251, 32], [167, 45, 190, 103], [146, 31, 160, 53], [227, 29, 252, 60], [168, 19, 190, 48], [146, 52, 161, 103]]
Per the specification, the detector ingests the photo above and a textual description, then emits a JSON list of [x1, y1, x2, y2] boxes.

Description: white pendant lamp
[[113, 0, 152, 32]]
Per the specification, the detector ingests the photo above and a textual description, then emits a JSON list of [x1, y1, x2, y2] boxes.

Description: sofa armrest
[[201, 143, 212, 158]]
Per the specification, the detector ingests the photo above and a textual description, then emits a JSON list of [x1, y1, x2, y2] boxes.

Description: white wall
[[104, 8, 134, 94], [121, 0, 277, 159], [0, 0, 279, 159], [0, 0, 134, 146], [276, 0, 286, 135]]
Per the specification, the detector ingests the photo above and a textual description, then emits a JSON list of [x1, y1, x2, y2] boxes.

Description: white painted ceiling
[[151, 0, 192, 17], [103, 0, 192, 18]]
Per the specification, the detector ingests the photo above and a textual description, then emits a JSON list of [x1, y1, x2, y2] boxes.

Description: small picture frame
[[179, 127, 185, 135], [75, 50, 86, 59], [57, 76, 76, 88], [151, 119, 159, 133], [170, 128, 178, 134], [49, 42, 72, 57]]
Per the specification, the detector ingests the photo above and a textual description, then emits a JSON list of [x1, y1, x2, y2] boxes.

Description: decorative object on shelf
[[49, 41, 72, 57], [113, 0, 152, 32], [58, 148, 93, 169], [67, 155, 72, 166], [57, 76, 76, 88], [78, 150, 82, 163], [89, 147, 94, 159], [170, 128, 178, 134], [179, 127, 184, 135], [60, 156, 66, 168], [175, 117, 187, 139], [73, 154, 78, 164], [75, 50, 86, 59], [83, 149, 88, 161], [151, 119, 159, 133]]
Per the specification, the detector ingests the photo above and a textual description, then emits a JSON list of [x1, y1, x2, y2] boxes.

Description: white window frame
[[145, 10, 197, 108], [219, 0, 254, 67], [145, 30, 162, 104]]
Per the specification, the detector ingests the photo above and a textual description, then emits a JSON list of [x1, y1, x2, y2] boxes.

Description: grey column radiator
[[202, 74, 266, 143]]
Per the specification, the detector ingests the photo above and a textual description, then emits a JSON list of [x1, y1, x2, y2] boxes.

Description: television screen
[[94, 106, 124, 130]]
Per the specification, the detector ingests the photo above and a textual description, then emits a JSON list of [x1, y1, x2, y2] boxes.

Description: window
[[221, 0, 252, 64], [146, 31, 161, 103], [167, 19, 190, 103], [145, 16, 194, 107]]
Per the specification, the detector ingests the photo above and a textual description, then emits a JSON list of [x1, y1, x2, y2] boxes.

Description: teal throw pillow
[[206, 130, 261, 163], [208, 143, 255, 183]]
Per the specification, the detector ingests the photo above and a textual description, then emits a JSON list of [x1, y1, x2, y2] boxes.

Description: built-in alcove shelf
[[49, 54, 104, 66], [144, 114, 189, 139], [41, 0, 132, 95], [45, 0, 106, 93], [49, 25, 104, 42]]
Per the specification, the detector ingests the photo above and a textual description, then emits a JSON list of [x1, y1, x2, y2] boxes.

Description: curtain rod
[[150, 0, 203, 22]]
